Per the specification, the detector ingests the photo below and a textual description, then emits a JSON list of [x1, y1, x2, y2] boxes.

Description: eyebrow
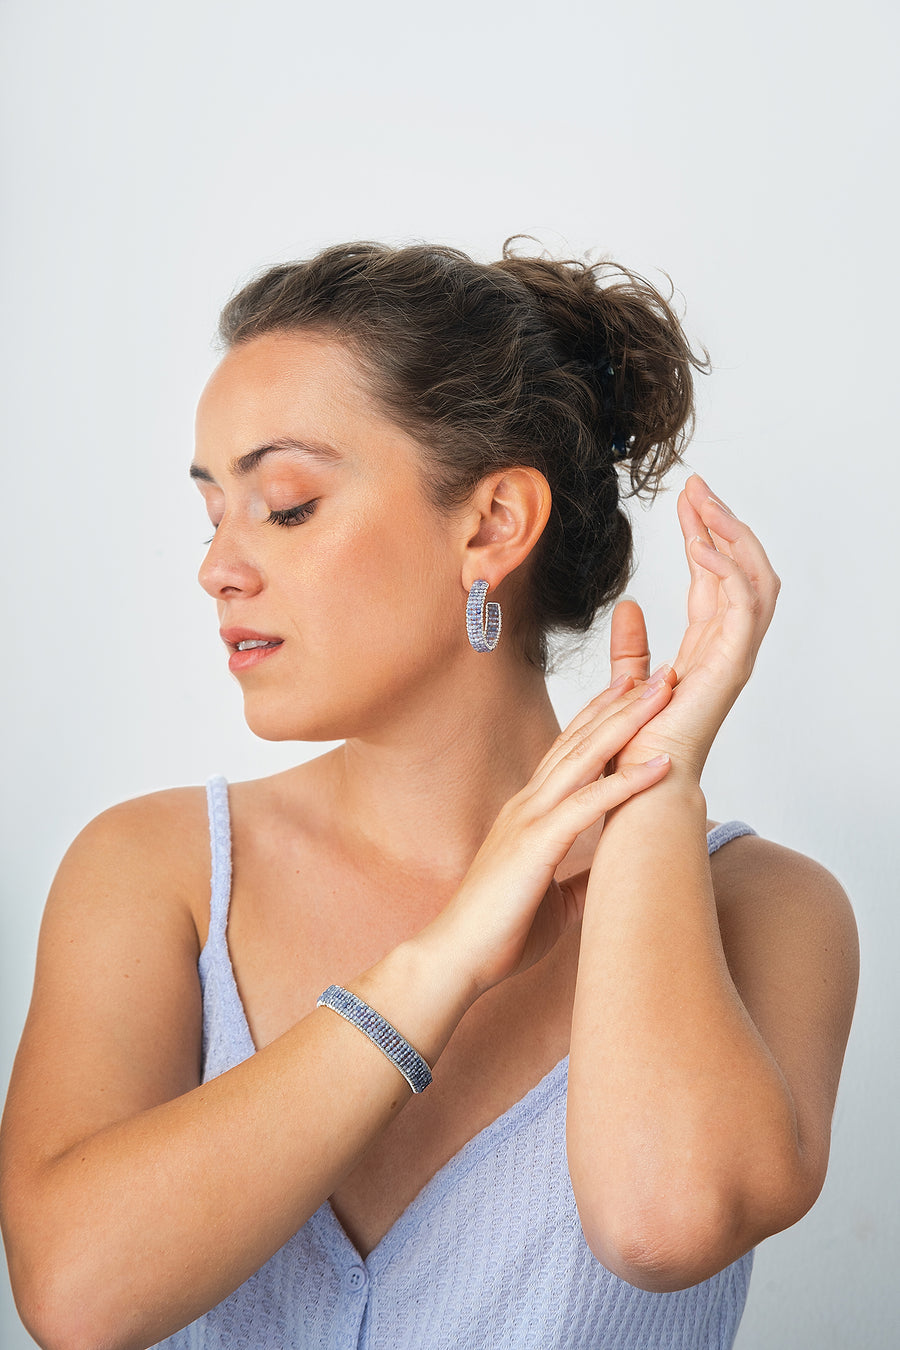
[[189, 436, 345, 484]]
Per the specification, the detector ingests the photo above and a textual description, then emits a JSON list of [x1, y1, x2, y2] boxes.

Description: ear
[[459, 466, 552, 593]]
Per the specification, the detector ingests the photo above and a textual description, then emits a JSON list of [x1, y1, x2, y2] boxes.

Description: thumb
[[609, 598, 651, 685]]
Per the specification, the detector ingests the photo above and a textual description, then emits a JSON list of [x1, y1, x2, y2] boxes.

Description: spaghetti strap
[[198, 774, 255, 1073], [204, 775, 233, 942], [707, 819, 758, 854], [167, 778, 755, 1346]]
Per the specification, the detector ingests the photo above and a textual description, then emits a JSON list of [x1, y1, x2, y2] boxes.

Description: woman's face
[[192, 330, 467, 742]]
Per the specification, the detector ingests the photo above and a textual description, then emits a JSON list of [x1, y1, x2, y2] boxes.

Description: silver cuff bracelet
[[316, 984, 434, 1094]]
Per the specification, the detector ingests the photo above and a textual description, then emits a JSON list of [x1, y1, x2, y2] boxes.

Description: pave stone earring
[[466, 579, 502, 652]]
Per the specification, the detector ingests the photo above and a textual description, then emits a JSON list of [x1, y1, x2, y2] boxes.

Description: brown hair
[[217, 236, 709, 674]]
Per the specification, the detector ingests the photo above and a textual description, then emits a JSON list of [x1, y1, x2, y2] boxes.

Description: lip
[[220, 627, 285, 675]]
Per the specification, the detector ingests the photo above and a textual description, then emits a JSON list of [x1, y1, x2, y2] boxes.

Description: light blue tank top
[[155, 775, 757, 1349]]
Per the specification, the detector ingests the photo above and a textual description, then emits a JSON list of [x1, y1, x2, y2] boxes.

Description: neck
[[318, 653, 562, 884]]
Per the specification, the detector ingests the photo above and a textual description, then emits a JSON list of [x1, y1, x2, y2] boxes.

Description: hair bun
[[494, 235, 709, 496]]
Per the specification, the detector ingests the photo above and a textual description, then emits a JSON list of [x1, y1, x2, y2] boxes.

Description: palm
[[608, 474, 780, 782], [510, 872, 589, 979]]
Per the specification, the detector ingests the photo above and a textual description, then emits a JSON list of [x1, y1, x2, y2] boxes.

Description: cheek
[[314, 513, 458, 660], [241, 528, 462, 741]]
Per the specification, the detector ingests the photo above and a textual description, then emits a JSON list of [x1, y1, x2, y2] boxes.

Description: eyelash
[[202, 499, 318, 546]]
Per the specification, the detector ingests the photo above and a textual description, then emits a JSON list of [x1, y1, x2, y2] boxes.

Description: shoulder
[[51, 785, 213, 949], [67, 784, 211, 884], [79, 783, 211, 841], [709, 826, 859, 1041], [9, 790, 218, 1177], [709, 825, 855, 928], [709, 822, 857, 945]]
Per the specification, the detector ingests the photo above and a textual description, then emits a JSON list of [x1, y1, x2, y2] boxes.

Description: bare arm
[[564, 478, 859, 1290], [566, 782, 858, 1291], [1, 677, 676, 1350], [0, 792, 474, 1350]]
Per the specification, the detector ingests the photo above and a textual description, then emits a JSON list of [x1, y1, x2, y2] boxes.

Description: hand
[[608, 473, 780, 784], [430, 674, 675, 997]]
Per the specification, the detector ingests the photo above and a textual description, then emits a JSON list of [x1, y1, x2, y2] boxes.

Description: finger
[[687, 536, 764, 657], [685, 475, 781, 607], [609, 599, 651, 685], [682, 475, 740, 558], [557, 753, 672, 835], [526, 676, 637, 783], [677, 487, 722, 623], [525, 678, 674, 809], [529, 667, 676, 789]]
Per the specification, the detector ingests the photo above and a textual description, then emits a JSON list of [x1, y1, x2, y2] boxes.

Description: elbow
[[10, 1262, 120, 1350], [576, 1163, 825, 1293], [578, 1189, 746, 1292], [6, 1239, 145, 1350], [2, 1178, 152, 1350], [580, 1201, 746, 1292], [11, 1277, 89, 1350]]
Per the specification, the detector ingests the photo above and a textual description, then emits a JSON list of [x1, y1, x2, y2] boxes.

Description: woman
[[0, 239, 858, 1349]]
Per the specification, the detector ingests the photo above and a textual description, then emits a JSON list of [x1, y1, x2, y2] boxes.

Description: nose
[[197, 520, 264, 600]]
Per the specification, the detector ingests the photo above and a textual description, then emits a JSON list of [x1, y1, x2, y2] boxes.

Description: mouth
[[226, 640, 285, 674], [220, 627, 285, 654], [233, 638, 283, 652], [220, 627, 285, 673]]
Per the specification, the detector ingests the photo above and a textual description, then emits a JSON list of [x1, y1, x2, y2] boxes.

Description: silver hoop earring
[[466, 579, 502, 652]]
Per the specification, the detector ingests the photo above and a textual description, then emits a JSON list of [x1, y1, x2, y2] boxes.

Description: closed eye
[[267, 500, 318, 528], [202, 499, 318, 545]]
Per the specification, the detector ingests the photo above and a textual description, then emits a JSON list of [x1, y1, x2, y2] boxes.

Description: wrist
[[408, 909, 487, 1009], [350, 925, 478, 1073], [604, 771, 707, 830]]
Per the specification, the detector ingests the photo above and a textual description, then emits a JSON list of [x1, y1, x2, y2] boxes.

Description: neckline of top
[[199, 775, 755, 1268]]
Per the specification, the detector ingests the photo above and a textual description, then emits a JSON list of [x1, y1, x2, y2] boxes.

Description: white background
[[1, 1, 897, 1345]]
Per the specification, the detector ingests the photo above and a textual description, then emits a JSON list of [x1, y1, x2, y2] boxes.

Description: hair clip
[[587, 355, 630, 463]]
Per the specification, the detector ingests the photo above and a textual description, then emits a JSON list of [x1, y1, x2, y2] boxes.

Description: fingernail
[[707, 494, 735, 516], [640, 679, 667, 699], [648, 664, 670, 682], [618, 593, 639, 604], [610, 674, 630, 688], [644, 754, 670, 767]]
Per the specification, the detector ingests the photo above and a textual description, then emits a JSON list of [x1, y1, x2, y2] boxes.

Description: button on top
[[344, 1264, 367, 1292]]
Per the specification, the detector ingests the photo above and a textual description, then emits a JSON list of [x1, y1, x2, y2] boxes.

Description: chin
[[238, 653, 440, 743], [243, 706, 344, 743], [240, 685, 365, 743]]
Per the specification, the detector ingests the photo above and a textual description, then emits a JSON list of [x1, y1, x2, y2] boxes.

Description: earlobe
[[459, 469, 551, 635]]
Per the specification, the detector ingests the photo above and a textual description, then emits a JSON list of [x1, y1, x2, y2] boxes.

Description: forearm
[[4, 932, 474, 1350], [566, 780, 804, 1287]]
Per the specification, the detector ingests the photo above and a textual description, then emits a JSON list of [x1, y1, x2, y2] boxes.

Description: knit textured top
[[153, 774, 757, 1349]]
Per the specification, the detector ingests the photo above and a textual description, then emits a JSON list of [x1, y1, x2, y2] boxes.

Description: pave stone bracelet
[[316, 984, 434, 1094]]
